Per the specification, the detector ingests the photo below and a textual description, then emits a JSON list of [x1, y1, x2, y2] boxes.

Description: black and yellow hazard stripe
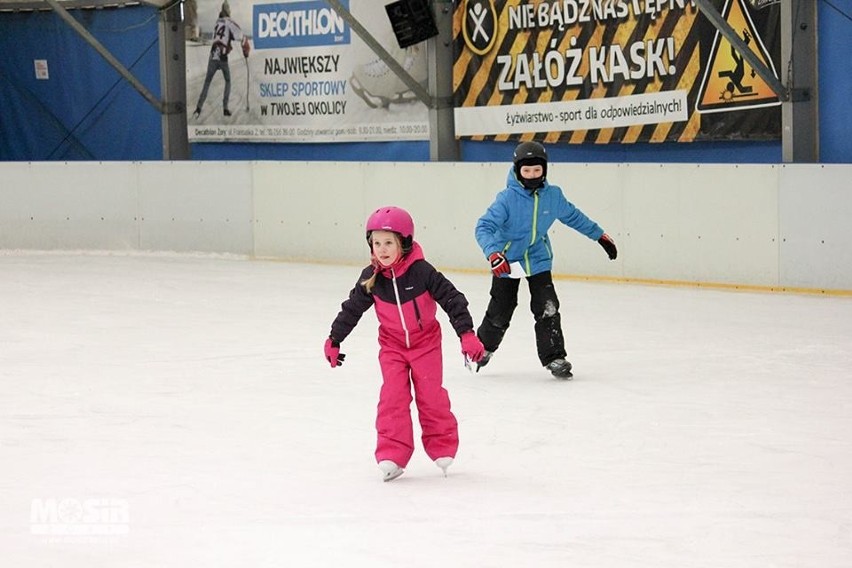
[[455, 0, 781, 144], [453, 0, 734, 144]]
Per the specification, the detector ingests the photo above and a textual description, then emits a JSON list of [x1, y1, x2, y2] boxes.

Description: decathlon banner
[[186, 0, 430, 143], [453, 0, 781, 143]]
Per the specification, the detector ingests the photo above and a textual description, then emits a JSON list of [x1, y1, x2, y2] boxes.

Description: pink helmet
[[365, 206, 414, 253]]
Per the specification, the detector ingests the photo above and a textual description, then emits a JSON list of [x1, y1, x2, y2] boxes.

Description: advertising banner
[[453, 0, 782, 143], [186, 0, 430, 143]]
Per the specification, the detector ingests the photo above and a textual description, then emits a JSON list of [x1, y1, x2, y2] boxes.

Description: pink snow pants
[[375, 340, 458, 468]]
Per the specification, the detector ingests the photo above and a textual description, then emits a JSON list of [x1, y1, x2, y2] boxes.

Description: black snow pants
[[476, 271, 567, 366]]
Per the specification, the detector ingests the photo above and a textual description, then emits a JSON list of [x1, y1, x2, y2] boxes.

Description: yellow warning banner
[[453, 0, 782, 144]]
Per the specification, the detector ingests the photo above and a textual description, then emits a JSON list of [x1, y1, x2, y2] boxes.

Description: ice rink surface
[[2, 252, 851, 567]]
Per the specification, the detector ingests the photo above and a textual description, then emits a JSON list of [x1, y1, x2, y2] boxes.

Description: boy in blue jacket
[[474, 141, 618, 379]]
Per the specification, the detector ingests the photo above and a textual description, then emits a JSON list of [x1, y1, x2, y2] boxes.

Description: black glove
[[598, 233, 617, 260]]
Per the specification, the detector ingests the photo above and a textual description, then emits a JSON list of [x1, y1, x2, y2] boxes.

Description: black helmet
[[513, 141, 547, 164], [513, 141, 548, 190]]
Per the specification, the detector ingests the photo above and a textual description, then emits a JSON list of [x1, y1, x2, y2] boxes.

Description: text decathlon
[[253, 1, 350, 49]]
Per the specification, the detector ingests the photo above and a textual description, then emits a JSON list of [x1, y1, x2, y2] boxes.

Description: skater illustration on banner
[[324, 206, 484, 482], [191, 1, 249, 119]]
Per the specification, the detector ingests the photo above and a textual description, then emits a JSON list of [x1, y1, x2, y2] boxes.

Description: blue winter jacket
[[475, 167, 605, 277]]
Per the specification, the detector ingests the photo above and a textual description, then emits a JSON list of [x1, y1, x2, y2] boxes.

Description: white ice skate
[[378, 460, 404, 482], [350, 45, 427, 109], [434, 457, 454, 477]]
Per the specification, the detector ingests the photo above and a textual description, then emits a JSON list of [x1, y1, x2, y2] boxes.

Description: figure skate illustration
[[350, 44, 427, 109]]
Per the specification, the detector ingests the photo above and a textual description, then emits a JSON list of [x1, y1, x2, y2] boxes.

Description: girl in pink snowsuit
[[324, 206, 485, 481]]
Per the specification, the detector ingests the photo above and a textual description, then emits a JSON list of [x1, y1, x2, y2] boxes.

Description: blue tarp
[[0, 5, 161, 160], [1, 1, 849, 163]]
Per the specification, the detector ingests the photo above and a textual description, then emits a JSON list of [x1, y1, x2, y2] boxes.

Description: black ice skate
[[475, 350, 494, 373], [546, 358, 573, 379]]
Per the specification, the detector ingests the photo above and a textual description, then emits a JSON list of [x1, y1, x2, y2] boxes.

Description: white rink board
[[358, 162, 496, 268], [0, 162, 140, 250], [252, 161, 501, 269], [621, 163, 780, 286], [0, 161, 850, 291], [545, 162, 624, 280], [779, 164, 852, 290], [252, 161, 369, 262], [136, 161, 253, 254]]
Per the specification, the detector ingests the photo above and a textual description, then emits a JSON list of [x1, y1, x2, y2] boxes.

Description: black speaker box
[[385, 0, 438, 49]]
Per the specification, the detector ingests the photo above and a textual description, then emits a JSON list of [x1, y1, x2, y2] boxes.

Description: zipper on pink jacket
[[390, 268, 411, 348]]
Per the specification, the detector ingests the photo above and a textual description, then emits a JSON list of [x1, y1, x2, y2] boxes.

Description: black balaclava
[[513, 141, 548, 191], [515, 157, 547, 190]]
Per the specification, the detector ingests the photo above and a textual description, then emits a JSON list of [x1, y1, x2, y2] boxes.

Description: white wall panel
[[622, 164, 779, 286], [679, 164, 779, 286], [779, 165, 852, 290], [546, 163, 625, 278], [622, 163, 692, 281], [136, 162, 253, 254], [252, 161, 368, 262], [435, 162, 509, 268], [440, 162, 510, 268], [1, 161, 850, 292], [360, 162, 498, 269], [0, 162, 139, 250]]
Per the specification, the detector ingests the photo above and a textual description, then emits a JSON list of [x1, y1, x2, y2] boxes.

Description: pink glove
[[460, 331, 485, 363], [324, 337, 345, 368]]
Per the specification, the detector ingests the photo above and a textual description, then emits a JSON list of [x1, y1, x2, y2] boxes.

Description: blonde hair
[[361, 231, 403, 293], [361, 271, 378, 293]]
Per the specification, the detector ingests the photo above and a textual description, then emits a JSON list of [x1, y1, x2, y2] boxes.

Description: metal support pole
[[781, 0, 819, 162], [43, 0, 176, 115], [427, 0, 458, 161], [159, 0, 190, 160]]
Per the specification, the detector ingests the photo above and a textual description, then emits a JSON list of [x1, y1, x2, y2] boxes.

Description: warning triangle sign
[[695, 0, 781, 114]]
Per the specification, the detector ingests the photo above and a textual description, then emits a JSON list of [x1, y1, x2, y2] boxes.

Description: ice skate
[[350, 45, 427, 109], [223, 108, 231, 116], [378, 460, 404, 482], [434, 457, 454, 477], [546, 358, 573, 379], [192, 107, 201, 119], [475, 350, 493, 373]]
